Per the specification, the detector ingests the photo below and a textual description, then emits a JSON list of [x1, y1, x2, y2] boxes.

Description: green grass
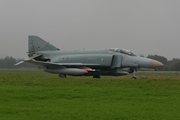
[[0, 70, 180, 120]]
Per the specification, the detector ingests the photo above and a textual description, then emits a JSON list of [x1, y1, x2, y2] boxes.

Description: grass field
[[0, 70, 180, 120]]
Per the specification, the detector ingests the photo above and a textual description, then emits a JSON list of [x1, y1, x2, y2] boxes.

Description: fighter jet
[[15, 36, 163, 79]]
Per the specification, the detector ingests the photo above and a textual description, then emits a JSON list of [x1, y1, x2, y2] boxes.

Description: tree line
[[147, 55, 180, 71], [0, 55, 180, 71]]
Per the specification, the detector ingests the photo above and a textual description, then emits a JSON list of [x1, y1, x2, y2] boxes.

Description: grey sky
[[0, 0, 180, 60]]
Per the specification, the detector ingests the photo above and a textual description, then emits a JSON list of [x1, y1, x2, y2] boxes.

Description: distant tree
[[5, 56, 16, 68], [147, 55, 167, 65], [169, 59, 180, 71], [0, 58, 4, 68], [147, 55, 168, 71], [0, 56, 16, 68]]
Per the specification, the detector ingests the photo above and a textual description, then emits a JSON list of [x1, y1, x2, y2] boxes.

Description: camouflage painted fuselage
[[16, 36, 163, 78]]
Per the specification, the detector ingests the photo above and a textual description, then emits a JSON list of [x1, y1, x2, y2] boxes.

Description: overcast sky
[[0, 0, 180, 60]]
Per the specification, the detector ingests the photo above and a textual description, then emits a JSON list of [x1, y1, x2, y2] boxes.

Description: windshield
[[109, 48, 136, 56]]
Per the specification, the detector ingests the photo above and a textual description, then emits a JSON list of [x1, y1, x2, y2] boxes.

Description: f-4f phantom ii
[[15, 36, 163, 79]]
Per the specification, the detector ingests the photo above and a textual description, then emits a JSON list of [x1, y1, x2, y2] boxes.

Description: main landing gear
[[93, 75, 101, 78], [59, 74, 67, 78]]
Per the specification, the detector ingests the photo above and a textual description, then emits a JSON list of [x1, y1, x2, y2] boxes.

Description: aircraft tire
[[93, 75, 101, 78], [59, 74, 67, 78]]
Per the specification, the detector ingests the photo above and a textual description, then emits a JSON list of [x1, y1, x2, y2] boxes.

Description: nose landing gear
[[131, 69, 137, 79]]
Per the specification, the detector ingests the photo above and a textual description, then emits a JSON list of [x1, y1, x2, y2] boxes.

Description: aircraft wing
[[28, 59, 100, 67], [15, 54, 100, 67]]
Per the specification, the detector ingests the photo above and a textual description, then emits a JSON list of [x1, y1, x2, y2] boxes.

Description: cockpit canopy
[[109, 48, 136, 56]]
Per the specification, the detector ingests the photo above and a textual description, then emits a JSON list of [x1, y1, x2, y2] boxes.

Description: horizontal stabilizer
[[14, 54, 43, 66], [14, 61, 24, 66]]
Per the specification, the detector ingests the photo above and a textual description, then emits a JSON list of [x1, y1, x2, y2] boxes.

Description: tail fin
[[28, 36, 59, 53]]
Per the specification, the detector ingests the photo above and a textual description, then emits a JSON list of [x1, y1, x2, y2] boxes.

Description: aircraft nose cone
[[150, 60, 164, 68]]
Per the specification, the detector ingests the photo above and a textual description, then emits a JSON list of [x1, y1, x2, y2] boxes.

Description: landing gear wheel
[[131, 76, 137, 79], [59, 74, 66, 78], [93, 75, 101, 78]]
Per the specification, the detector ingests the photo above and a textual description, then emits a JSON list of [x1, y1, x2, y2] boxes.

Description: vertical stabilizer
[[28, 36, 59, 53]]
